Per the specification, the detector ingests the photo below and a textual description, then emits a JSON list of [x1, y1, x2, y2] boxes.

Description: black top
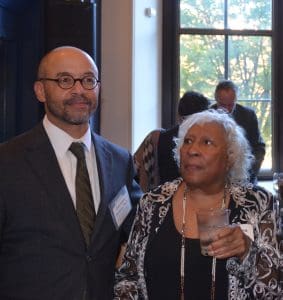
[[145, 207, 228, 300]]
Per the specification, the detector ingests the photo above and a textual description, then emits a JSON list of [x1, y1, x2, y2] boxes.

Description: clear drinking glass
[[196, 208, 230, 256], [196, 207, 230, 300]]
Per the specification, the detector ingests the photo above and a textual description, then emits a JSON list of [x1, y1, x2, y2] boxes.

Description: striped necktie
[[69, 142, 96, 246]]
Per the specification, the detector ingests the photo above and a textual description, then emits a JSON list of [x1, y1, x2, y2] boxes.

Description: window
[[162, 0, 280, 178]]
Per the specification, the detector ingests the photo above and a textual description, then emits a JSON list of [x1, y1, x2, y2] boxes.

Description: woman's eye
[[184, 138, 192, 144], [204, 139, 212, 145]]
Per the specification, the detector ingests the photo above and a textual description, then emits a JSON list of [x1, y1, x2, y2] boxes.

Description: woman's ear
[[34, 81, 46, 103]]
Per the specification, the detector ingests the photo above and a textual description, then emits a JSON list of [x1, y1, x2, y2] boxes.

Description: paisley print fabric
[[114, 179, 282, 299]]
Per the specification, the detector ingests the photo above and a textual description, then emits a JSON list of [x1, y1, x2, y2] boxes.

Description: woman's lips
[[183, 163, 202, 171]]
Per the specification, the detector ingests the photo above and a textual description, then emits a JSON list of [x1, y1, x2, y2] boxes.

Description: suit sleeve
[[121, 152, 142, 242]]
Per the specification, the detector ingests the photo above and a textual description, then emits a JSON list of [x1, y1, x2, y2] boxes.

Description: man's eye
[[60, 76, 72, 83], [85, 77, 95, 83]]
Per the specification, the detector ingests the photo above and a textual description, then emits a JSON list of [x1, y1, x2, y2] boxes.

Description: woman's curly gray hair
[[174, 109, 254, 185]]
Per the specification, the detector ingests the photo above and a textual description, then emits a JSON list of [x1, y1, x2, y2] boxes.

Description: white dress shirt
[[43, 115, 101, 212]]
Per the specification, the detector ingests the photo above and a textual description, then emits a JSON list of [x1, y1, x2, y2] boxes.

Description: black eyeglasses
[[39, 75, 100, 90]]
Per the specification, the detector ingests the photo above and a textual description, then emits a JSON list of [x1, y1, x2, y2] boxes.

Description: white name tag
[[109, 186, 132, 230], [239, 224, 254, 241]]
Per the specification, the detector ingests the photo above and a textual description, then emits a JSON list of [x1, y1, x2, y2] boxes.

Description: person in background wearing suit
[[134, 91, 210, 192], [211, 80, 266, 184], [0, 46, 141, 300]]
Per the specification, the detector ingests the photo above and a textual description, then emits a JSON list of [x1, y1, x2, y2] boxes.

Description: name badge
[[109, 186, 132, 230]]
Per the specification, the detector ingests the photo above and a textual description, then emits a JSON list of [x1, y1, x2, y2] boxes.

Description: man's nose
[[71, 79, 85, 92]]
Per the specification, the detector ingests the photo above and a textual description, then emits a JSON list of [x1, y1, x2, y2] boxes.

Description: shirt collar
[[43, 115, 92, 157]]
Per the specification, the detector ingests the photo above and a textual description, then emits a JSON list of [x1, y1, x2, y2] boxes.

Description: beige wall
[[100, 0, 162, 152]]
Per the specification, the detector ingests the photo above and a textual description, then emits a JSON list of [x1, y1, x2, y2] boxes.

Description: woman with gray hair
[[174, 109, 253, 185], [115, 110, 281, 299]]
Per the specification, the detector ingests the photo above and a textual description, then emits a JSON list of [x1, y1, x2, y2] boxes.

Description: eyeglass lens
[[58, 75, 98, 89]]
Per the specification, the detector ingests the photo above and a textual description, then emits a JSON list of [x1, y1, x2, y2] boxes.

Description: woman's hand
[[207, 225, 251, 261]]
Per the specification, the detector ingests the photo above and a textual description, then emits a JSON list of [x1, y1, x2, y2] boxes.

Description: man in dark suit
[[211, 80, 266, 183], [0, 46, 142, 300]]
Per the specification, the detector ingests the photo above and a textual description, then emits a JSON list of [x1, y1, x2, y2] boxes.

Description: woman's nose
[[187, 143, 200, 156]]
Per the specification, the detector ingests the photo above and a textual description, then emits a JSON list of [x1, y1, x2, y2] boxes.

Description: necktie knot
[[69, 142, 86, 161]]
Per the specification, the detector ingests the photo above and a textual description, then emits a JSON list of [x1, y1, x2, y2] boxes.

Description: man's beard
[[46, 95, 97, 125]]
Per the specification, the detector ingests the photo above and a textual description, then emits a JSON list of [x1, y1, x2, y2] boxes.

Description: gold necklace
[[180, 185, 227, 300], [180, 185, 188, 300]]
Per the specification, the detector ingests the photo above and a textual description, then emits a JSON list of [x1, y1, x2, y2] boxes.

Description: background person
[[211, 79, 266, 183], [134, 91, 210, 192], [0, 46, 141, 300], [114, 110, 281, 299]]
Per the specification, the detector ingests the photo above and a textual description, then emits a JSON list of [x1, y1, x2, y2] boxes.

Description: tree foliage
[[179, 0, 272, 169]]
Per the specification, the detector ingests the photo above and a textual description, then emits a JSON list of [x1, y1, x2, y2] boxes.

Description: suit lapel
[[24, 124, 84, 244], [90, 134, 113, 242], [25, 127, 121, 248]]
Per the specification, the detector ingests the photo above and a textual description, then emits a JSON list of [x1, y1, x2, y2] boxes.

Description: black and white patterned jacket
[[114, 178, 282, 300]]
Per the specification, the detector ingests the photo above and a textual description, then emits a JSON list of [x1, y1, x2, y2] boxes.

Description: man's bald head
[[37, 46, 98, 79]]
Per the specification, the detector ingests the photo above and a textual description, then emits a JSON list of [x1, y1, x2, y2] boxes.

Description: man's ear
[[34, 81, 46, 103]]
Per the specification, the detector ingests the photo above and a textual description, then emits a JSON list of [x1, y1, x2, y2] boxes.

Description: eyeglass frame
[[38, 74, 100, 90]]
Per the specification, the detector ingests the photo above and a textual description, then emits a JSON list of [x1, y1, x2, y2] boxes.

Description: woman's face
[[180, 122, 229, 189]]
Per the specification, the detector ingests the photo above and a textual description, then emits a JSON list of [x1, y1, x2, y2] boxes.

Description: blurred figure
[[211, 80, 265, 183], [134, 91, 210, 192]]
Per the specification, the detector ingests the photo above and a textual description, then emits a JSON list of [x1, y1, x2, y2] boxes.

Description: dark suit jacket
[[211, 103, 266, 182], [0, 123, 142, 300]]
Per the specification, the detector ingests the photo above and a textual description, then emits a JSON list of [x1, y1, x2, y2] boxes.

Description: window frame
[[162, 0, 283, 179]]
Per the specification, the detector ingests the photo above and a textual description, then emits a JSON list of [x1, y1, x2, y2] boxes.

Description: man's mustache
[[64, 96, 92, 106]]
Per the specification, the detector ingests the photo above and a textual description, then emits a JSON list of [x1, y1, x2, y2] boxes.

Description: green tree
[[179, 0, 272, 169]]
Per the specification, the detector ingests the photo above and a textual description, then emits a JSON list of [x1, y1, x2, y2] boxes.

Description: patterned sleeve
[[114, 195, 150, 300], [227, 188, 282, 299], [133, 130, 162, 192]]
